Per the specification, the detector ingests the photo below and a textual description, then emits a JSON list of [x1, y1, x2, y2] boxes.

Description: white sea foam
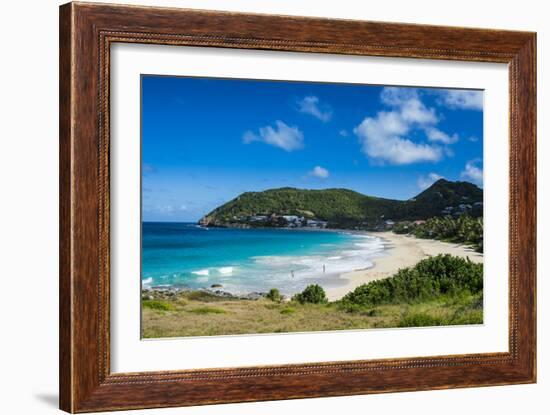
[[142, 277, 153, 287], [157, 233, 387, 297], [235, 234, 386, 296]]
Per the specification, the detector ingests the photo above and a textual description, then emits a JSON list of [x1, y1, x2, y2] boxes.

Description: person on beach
[[323, 264, 326, 274], [291, 270, 294, 278]]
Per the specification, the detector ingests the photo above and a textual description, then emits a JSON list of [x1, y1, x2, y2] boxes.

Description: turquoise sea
[[142, 222, 385, 296]]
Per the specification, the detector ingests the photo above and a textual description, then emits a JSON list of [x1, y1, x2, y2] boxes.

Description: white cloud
[[417, 172, 445, 190], [143, 204, 188, 215], [399, 97, 438, 124], [142, 163, 156, 174], [438, 90, 483, 110], [339, 129, 348, 137], [243, 121, 304, 152], [444, 147, 455, 157], [461, 160, 483, 185], [354, 88, 445, 165], [155, 205, 175, 214], [354, 115, 442, 164], [426, 127, 459, 144], [309, 166, 330, 179], [381, 87, 438, 124], [158, 205, 174, 214], [380, 87, 416, 106], [296, 96, 332, 122], [353, 87, 467, 164]]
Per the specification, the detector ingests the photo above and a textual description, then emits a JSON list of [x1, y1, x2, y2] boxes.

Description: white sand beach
[[325, 232, 483, 301]]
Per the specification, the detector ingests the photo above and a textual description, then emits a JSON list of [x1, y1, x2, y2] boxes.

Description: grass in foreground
[[141, 292, 483, 338], [142, 255, 483, 338]]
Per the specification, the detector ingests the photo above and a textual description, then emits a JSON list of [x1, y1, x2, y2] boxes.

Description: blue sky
[[142, 75, 483, 222]]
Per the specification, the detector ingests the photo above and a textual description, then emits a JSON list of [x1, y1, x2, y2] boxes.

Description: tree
[[293, 284, 328, 304], [266, 288, 282, 302]]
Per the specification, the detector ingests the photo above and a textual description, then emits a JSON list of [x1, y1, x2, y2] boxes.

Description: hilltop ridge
[[199, 179, 483, 230]]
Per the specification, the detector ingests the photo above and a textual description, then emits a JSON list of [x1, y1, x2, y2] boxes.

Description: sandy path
[[325, 232, 483, 301]]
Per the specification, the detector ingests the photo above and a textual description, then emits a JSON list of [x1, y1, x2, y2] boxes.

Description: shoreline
[[325, 232, 483, 301], [143, 231, 483, 303]]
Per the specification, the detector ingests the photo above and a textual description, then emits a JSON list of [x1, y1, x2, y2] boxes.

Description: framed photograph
[[59, 2, 536, 412]]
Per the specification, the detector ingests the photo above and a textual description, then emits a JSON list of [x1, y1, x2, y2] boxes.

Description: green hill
[[199, 179, 482, 229], [413, 179, 482, 208]]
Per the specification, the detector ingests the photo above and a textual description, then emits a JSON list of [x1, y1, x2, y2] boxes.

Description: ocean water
[[142, 222, 386, 296]]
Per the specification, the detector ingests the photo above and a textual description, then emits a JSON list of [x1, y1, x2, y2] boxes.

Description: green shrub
[[449, 309, 483, 325], [397, 312, 445, 327], [187, 306, 226, 315], [266, 288, 282, 302], [142, 300, 176, 311], [392, 221, 414, 234], [280, 307, 296, 315], [293, 284, 328, 304], [342, 254, 483, 307], [338, 303, 379, 316], [338, 302, 368, 313], [397, 307, 483, 328], [185, 291, 226, 302], [396, 215, 484, 252]]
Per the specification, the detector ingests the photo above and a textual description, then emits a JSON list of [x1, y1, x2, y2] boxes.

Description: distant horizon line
[[143, 220, 199, 224]]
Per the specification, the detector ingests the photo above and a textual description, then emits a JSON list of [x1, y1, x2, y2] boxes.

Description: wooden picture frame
[[59, 2, 536, 412]]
